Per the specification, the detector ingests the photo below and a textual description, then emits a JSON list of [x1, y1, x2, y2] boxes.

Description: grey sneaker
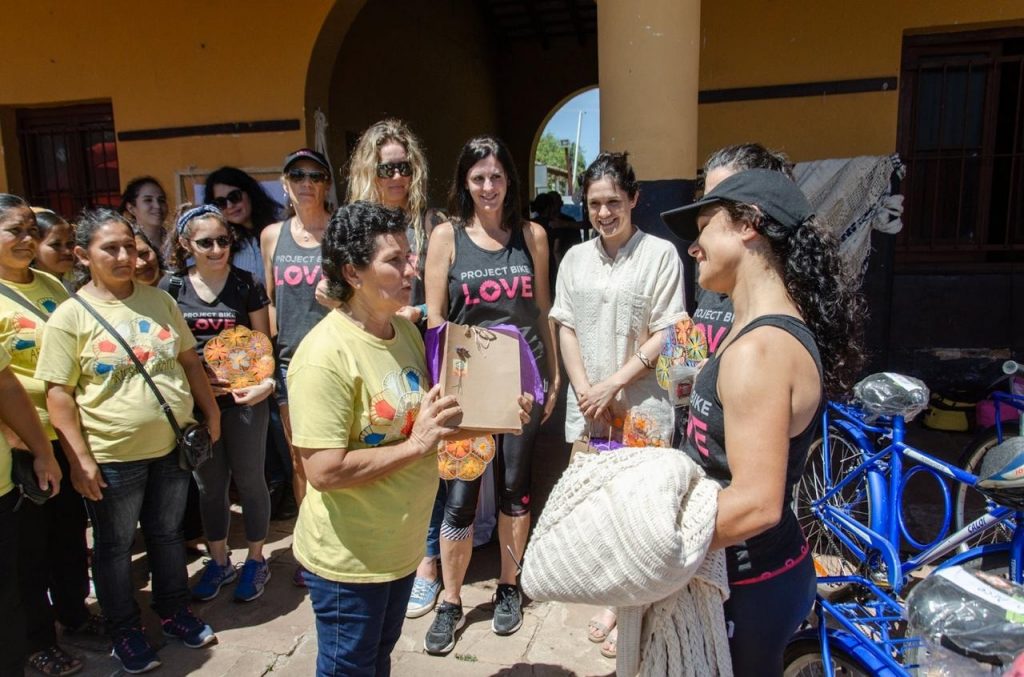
[[423, 601, 465, 655], [491, 584, 523, 635]]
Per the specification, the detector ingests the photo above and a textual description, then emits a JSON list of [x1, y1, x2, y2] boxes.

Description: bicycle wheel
[[783, 639, 872, 677], [953, 423, 1019, 553], [795, 426, 873, 595]]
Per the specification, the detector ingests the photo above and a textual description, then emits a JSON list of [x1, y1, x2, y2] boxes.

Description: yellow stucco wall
[[0, 0, 335, 206], [697, 0, 1024, 163]]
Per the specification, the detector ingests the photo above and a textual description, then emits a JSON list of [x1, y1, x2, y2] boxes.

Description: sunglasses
[[191, 236, 232, 251], [286, 169, 329, 184], [376, 161, 413, 179], [211, 189, 244, 210]]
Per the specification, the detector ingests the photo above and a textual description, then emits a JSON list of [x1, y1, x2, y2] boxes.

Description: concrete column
[[597, 0, 701, 308]]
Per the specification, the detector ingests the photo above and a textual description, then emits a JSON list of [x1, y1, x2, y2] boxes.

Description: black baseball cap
[[661, 169, 811, 241], [283, 148, 331, 174]]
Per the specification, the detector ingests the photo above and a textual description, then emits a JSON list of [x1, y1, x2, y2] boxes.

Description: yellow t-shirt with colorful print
[[288, 311, 435, 583], [0, 344, 14, 497], [0, 270, 69, 440], [35, 284, 197, 463]]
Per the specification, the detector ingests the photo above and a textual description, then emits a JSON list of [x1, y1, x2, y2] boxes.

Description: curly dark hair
[[202, 166, 281, 233], [723, 202, 866, 397], [579, 151, 640, 202], [321, 201, 406, 303], [447, 136, 522, 232]]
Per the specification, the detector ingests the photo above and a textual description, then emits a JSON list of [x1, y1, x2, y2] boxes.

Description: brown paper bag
[[440, 323, 522, 434]]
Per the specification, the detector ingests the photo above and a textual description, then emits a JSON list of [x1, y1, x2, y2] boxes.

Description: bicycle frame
[[793, 574, 921, 677], [989, 390, 1024, 444], [814, 402, 1023, 594]]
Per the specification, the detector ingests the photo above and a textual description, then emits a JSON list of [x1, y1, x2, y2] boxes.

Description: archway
[[529, 85, 599, 210]]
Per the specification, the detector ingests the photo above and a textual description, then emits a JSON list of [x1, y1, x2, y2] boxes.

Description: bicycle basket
[[852, 372, 930, 420], [976, 436, 1024, 510], [906, 566, 1024, 668]]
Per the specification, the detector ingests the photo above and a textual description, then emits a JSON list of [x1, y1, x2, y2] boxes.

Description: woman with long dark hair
[[422, 136, 558, 656], [120, 177, 169, 250], [203, 167, 281, 285], [662, 170, 864, 676]]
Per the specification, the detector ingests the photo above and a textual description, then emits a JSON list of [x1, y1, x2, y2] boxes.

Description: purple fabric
[[424, 322, 545, 405], [589, 438, 623, 452]]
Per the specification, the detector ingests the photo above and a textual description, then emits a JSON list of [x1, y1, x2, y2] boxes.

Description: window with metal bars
[[16, 103, 120, 219], [897, 29, 1024, 264]]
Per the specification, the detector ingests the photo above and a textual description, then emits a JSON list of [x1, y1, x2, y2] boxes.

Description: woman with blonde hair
[[346, 119, 443, 326], [347, 120, 449, 617]]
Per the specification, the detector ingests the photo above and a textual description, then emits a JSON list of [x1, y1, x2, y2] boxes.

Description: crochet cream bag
[[522, 446, 720, 607]]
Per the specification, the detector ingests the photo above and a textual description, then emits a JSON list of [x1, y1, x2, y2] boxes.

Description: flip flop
[[600, 629, 618, 659], [587, 619, 611, 643]]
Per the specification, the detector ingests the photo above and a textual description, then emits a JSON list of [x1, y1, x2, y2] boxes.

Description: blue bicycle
[[784, 373, 1024, 676], [955, 360, 1024, 550]]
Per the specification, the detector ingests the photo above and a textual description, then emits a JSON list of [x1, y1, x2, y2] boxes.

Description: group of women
[[0, 115, 863, 677]]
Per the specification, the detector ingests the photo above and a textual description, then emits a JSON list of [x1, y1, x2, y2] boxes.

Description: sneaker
[[111, 627, 160, 674], [406, 576, 442, 618], [292, 564, 308, 587], [234, 558, 272, 602], [491, 583, 523, 636], [423, 601, 465, 655], [161, 607, 217, 649], [62, 613, 110, 652], [192, 558, 237, 601]]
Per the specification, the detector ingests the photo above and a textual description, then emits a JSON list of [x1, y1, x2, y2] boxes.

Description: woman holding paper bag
[[548, 152, 687, 658], [288, 201, 524, 676], [422, 135, 558, 656]]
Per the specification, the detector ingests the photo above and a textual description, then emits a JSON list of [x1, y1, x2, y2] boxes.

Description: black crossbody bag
[[71, 294, 212, 471], [0, 283, 57, 505]]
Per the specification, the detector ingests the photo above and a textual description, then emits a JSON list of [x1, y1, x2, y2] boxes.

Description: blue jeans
[[303, 570, 415, 677], [424, 481, 446, 559], [86, 451, 191, 636]]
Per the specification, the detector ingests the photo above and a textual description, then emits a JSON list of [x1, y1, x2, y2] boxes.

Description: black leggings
[[724, 550, 816, 677], [440, 404, 542, 540]]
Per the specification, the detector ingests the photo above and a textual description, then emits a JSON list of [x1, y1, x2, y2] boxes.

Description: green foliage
[[535, 133, 586, 174]]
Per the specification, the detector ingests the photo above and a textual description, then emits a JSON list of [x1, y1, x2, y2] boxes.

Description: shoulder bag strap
[[71, 293, 184, 439], [167, 274, 184, 301], [0, 282, 50, 321]]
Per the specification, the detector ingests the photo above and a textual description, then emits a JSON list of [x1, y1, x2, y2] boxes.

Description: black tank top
[[446, 224, 544, 365], [271, 218, 328, 367], [682, 314, 823, 583]]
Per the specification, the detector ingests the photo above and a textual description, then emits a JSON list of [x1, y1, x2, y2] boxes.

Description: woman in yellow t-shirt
[[0, 194, 96, 675], [37, 208, 221, 674], [0, 342, 62, 677], [288, 201, 495, 676]]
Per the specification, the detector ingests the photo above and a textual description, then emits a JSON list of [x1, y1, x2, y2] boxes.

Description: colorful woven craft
[[656, 317, 708, 390], [203, 326, 275, 389], [438, 435, 496, 480]]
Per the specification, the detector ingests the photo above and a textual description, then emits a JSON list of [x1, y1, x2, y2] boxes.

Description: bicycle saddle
[[907, 566, 1024, 668], [852, 372, 930, 420], [976, 436, 1024, 510]]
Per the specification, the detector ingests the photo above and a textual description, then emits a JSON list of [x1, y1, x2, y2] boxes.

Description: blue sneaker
[[111, 627, 160, 674], [234, 558, 272, 602], [406, 576, 442, 618], [192, 558, 237, 601], [161, 607, 217, 648]]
